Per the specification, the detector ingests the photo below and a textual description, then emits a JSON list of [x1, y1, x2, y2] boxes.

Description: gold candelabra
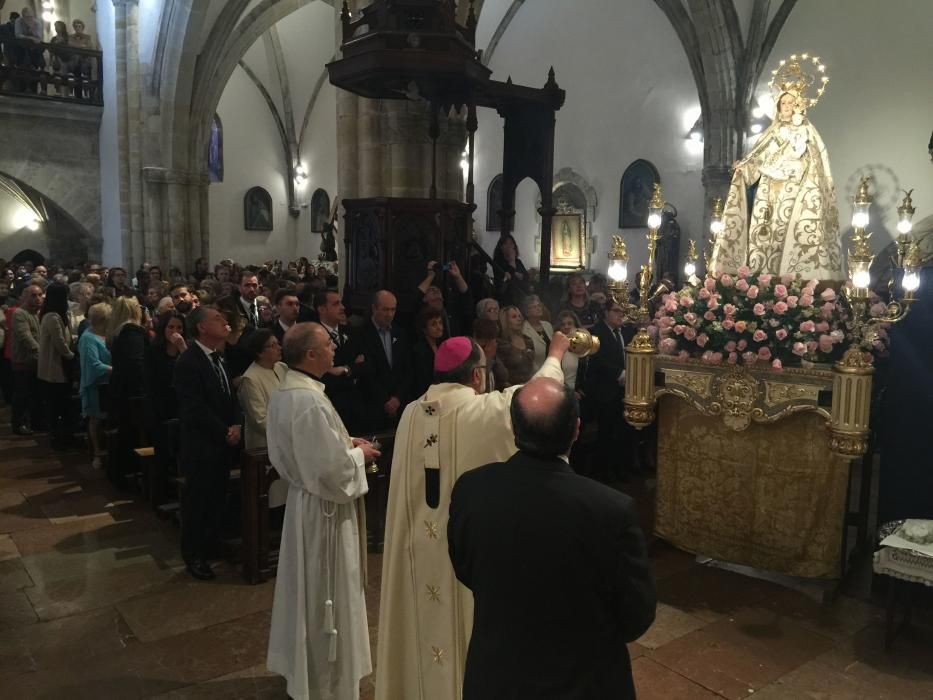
[[840, 177, 921, 369], [704, 197, 724, 274]]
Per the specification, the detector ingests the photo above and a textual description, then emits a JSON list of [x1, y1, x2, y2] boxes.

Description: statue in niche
[[711, 54, 842, 279]]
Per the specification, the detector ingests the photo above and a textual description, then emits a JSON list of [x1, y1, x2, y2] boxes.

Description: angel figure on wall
[[711, 53, 843, 281]]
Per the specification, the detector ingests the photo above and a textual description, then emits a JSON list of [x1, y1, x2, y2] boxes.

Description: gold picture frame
[[550, 210, 585, 271]]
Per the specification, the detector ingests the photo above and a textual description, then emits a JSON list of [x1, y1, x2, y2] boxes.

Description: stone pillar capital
[[112, 0, 139, 7]]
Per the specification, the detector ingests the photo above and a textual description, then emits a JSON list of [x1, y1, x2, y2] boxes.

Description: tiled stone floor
[[1, 422, 932, 699]]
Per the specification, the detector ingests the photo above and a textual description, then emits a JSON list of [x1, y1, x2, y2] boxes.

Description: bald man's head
[[510, 377, 579, 458], [371, 289, 397, 329]]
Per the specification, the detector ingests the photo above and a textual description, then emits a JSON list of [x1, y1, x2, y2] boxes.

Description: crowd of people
[[0, 8, 96, 97]]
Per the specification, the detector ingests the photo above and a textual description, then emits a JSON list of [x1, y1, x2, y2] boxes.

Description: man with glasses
[[376, 331, 572, 700]]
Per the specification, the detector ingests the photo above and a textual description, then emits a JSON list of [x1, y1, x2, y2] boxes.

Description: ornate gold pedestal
[[637, 357, 872, 579]]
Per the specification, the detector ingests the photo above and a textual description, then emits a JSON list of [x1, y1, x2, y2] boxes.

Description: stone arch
[[552, 167, 597, 223]]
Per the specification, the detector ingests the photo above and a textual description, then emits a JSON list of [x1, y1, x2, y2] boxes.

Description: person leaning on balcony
[[13, 6, 44, 82]]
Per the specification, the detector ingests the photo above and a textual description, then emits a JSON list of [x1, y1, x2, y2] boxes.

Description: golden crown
[[768, 53, 829, 111]]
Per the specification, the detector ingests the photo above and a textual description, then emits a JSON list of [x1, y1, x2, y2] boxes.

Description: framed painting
[[310, 188, 330, 233], [550, 212, 585, 271], [244, 186, 273, 231], [619, 159, 660, 228]]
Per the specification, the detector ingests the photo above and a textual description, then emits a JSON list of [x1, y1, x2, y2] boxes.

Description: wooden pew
[[239, 429, 396, 584]]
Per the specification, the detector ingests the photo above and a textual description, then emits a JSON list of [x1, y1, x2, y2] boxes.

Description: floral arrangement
[[650, 266, 862, 369]]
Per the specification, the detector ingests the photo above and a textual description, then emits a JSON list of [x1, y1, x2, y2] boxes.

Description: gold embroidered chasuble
[[375, 358, 563, 700], [710, 115, 843, 280]]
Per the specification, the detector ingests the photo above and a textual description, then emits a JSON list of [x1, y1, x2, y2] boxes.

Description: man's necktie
[[329, 329, 341, 348], [250, 303, 258, 327], [613, 328, 624, 347], [210, 352, 230, 395], [380, 328, 393, 368]]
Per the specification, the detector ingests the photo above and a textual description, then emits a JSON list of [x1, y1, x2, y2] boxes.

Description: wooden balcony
[[0, 39, 103, 106]]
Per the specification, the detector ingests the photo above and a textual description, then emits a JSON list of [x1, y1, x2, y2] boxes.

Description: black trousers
[[11, 368, 43, 430], [181, 458, 231, 563], [40, 380, 73, 444], [0, 357, 12, 404], [593, 398, 636, 481]]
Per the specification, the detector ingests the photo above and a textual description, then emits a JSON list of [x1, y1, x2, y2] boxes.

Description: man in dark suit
[[173, 306, 242, 580], [271, 288, 300, 345], [448, 377, 655, 700], [313, 289, 362, 432], [585, 298, 638, 481], [353, 290, 412, 433], [232, 270, 262, 332]]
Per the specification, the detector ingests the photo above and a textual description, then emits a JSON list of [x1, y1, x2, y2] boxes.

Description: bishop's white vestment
[[375, 357, 563, 700], [266, 369, 371, 700]]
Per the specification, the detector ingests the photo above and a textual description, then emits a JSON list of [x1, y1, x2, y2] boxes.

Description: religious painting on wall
[[207, 114, 223, 183], [244, 186, 273, 231], [310, 188, 330, 232], [486, 174, 503, 231], [619, 159, 660, 228], [550, 210, 585, 271]]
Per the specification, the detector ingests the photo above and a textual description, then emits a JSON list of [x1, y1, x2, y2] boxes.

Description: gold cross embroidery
[[431, 646, 445, 665], [424, 520, 439, 539], [426, 584, 441, 603]]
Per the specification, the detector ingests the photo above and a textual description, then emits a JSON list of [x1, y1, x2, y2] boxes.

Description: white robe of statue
[[375, 357, 563, 700], [710, 94, 843, 280], [266, 369, 371, 700]]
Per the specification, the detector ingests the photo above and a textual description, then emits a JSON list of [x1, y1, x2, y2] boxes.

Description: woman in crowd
[[108, 295, 150, 485], [521, 294, 553, 373], [79, 302, 112, 468], [475, 297, 500, 323], [555, 310, 586, 401], [559, 272, 603, 328], [411, 305, 445, 399], [146, 311, 186, 426], [38, 283, 76, 449], [497, 305, 534, 386], [68, 281, 93, 337], [492, 234, 529, 308], [238, 329, 287, 450]]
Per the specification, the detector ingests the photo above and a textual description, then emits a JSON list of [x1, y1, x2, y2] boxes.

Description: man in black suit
[[232, 270, 262, 332], [271, 288, 300, 345], [448, 377, 655, 700], [173, 306, 242, 580], [585, 298, 637, 481], [353, 290, 412, 433], [313, 289, 362, 432]]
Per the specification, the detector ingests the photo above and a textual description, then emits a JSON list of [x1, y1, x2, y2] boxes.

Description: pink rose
[[707, 297, 719, 311], [696, 333, 709, 347], [722, 318, 735, 330], [753, 329, 767, 342], [806, 340, 818, 353], [786, 295, 798, 309], [711, 352, 723, 364], [736, 279, 750, 292], [757, 274, 773, 287], [660, 338, 677, 354], [781, 273, 795, 286], [800, 294, 814, 307], [725, 340, 737, 352], [723, 303, 737, 316], [721, 274, 734, 288], [704, 311, 716, 321], [727, 352, 738, 364], [742, 351, 757, 364], [701, 350, 715, 363], [647, 325, 659, 339], [680, 296, 694, 308], [818, 334, 834, 353], [820, 287, 837, 301], [805, 279, 819, 290], [684, 312, 698, 325], [757, 346, 772, 360], [677, 350, 690, 362], [815, 321, 830, 333], [773, 301, 788, 315], [737, 339, 748, 351], [673, 324, 685, 335], [772, 359, 783, 370], [792, 342, 807, 356], [746, 285, 760, 299], [775, 328, 788, 340], [735, 320, 748, 333], [799, 320, 816, 332], [774, 284, 788, 299], [699, 287, 711, 300], [821, 302, 835, 319], [683, 327, 697, 341], [658, 316, 675, 329], [665, 298, 679, 312], [737, 265, 751, 278], [753, 303, 766, 316], [704, 277, 717, 291]]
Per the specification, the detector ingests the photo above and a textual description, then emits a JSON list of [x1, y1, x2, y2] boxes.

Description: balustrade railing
[[0, 38, 103, 105]]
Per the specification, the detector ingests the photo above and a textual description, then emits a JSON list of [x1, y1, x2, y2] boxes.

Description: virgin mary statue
[[711, 54, 843, 280]]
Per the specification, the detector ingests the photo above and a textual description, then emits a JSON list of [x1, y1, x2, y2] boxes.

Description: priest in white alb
[[266, 323, 381, 700], [375, 331, 571, 700]]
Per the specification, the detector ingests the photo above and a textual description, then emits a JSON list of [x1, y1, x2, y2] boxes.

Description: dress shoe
[[185, 559, 216, 581], [12, 425, 34, 436]]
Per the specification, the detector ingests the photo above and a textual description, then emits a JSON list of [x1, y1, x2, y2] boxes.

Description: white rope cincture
[[322, 500, 339, 663]]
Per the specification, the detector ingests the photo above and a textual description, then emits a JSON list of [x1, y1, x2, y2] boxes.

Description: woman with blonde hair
[[497, 305, 534, 386], [79, 302, 112, 468], [108, 295, 150, 485], [521, 295, 553, 373]]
